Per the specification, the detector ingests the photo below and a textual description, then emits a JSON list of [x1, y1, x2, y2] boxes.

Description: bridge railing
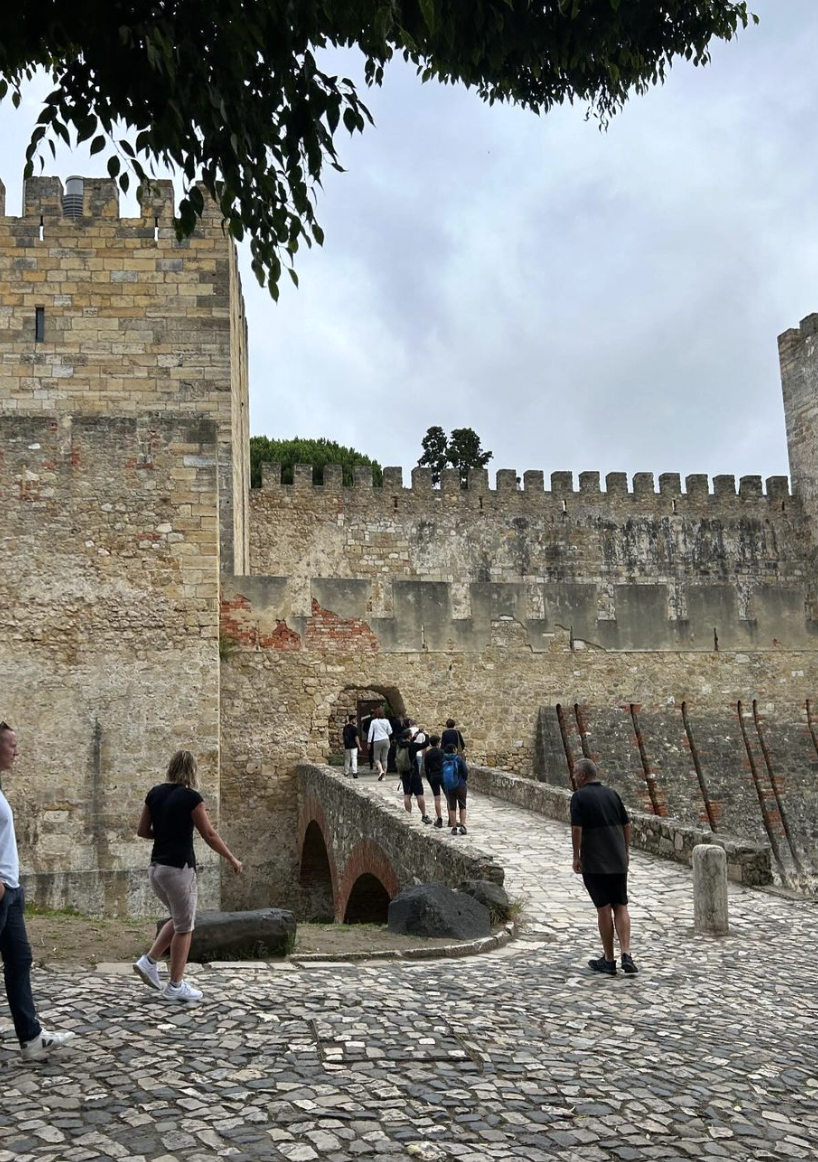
[[467, 765, 772, 887]]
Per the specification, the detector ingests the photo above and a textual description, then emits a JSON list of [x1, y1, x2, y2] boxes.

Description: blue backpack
[[442, 753, 460, 792]]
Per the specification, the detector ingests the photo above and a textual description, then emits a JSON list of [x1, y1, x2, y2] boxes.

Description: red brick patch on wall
[[220, 594, 302, 650], [304, 598, 379, 653]]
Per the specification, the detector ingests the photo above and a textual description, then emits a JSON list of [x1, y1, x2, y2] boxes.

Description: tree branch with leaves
[[0, 1, 755, 296]]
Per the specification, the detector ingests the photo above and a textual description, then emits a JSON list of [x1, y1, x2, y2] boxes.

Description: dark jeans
[[0, 885, 41, 1044]]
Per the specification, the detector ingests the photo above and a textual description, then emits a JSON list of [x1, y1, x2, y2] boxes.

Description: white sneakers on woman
[[134, 953, 202, 1001], [161, 979, 203, 1002], [133, 954, 163, 990]]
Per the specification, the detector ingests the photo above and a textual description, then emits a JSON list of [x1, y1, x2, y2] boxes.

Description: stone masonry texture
[[2, 169, 818, 917]]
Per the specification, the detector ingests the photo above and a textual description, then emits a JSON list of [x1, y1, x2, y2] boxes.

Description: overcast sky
[[2, 0, 817, 485]]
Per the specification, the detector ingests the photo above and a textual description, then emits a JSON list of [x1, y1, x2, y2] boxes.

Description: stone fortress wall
[[0, 176, 246, 913], [1, 171, 818, 914], [0, 411, 223, 914], [247, 468, 813, 651]]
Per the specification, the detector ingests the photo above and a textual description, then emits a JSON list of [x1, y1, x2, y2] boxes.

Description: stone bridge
[[296, 762, 772, 924], [296, 763, 505, 922]]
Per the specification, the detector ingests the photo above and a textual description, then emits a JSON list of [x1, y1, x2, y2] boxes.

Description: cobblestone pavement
[[2, 779, 817, 1162]]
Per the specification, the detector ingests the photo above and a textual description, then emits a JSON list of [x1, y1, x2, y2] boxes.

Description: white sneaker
[[133, 954, 163, 991], [161, 979, 203, 1003], [21, 1027, 76, 1061]]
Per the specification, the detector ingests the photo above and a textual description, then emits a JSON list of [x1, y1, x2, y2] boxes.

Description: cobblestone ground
[[2, 780, 817, 1162]]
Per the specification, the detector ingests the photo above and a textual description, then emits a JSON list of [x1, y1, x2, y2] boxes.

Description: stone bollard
[[693, 844, 729, 935]]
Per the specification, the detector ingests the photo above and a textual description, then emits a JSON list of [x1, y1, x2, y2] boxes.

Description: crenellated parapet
[[256, 462, 791, 506], [250, 459, 807, 600], [2, 174, 221, 228]]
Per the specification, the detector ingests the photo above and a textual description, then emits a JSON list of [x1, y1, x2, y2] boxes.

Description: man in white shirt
[[0, 721, 76, 1060]]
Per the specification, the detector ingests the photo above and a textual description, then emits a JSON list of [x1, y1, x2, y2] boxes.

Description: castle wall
[[218, 575, 818, 906], [0, 414, 222, 916], [249, 466, 813, 648], [0, 175, 249, 572]]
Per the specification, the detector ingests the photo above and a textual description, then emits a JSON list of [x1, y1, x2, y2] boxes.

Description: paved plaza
[[1, 782, 816, 1162]]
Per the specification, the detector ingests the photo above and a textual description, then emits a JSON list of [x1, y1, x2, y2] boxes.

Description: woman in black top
[[134, 750, 242, 1002]]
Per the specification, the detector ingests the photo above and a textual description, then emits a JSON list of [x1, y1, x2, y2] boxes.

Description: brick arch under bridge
[[296, 790, 399, 922], [296, 762, 504, 923]]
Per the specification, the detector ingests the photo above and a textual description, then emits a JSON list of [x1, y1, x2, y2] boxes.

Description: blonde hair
[[166, 749, 198, 789]]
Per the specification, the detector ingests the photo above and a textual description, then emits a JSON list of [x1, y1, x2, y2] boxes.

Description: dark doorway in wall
[[328, 685, 407, 767], [344, 873, 390, 924], [299, 821, 334, 921]]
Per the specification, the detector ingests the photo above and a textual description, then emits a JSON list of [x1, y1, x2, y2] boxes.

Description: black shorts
[[401, 770, 423, 796], [425, 773, 443, 796], [582, 873, 628, 908], [446, 784, 467, 811]]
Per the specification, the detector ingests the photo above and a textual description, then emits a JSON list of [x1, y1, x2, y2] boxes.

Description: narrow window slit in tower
[[35, 307, 45, 343], [154, 217, 159, 242], [39, 214, 44, 242], [671, 498, 677, 514]]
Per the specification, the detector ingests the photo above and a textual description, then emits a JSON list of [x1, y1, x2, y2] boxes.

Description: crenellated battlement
[[256, 461, 791, 504], [778, 312, 818, 361], [0, 174, 221, 228], [250, 459, 809, 603], [0, 173, 250, 574]]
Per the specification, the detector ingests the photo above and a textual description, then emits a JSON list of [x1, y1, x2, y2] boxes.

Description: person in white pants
[[342, 714, 362, 777], [367, 708, 392, 779]]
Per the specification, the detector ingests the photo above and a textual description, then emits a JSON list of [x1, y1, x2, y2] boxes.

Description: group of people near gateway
[[343, 711, 471, 834], [0, 718, 636, 1061]]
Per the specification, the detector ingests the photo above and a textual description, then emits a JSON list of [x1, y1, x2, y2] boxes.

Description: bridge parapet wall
[[296, 763, 504, 921], [468, 766, 772, 887]]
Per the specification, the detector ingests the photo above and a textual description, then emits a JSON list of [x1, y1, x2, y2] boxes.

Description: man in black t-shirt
[[570, 758, 638, 977]]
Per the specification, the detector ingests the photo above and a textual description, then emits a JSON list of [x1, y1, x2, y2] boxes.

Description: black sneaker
[[588, 956, 617, 976], [621, 953, 638, 975], [377, 772, 384, 781], [451, 827, 458, 835], [421, 815, 432, 825], [458, 825, 467, 835], [434, 817, 443, 829]]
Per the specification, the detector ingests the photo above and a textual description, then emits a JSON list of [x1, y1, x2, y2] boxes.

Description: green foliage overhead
[[0, 2, 755, 296], [418, 426, 493, 485], [250, 436, 383, 489]]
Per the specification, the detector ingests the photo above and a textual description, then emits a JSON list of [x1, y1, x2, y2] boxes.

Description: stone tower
[[0, 175, 250, 913], [779, 314, 818, 580], [0, 174, 250, 572]]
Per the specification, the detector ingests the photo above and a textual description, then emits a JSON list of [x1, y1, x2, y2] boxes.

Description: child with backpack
[[421, 734, 445, 827], [395, 730, 432, 824], [441, 744, 469, 835]]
